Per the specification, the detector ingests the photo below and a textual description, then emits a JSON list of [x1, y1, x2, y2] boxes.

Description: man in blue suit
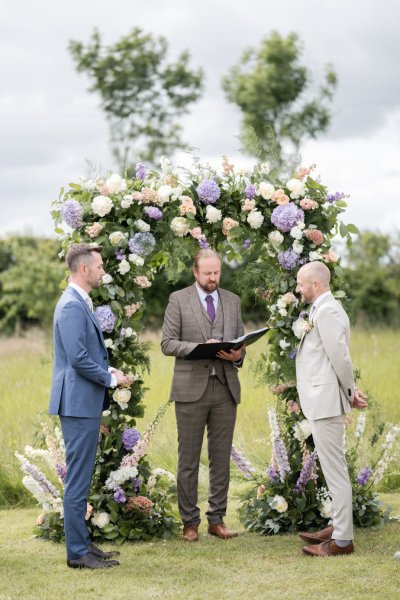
[[49, 243, 130, 569]]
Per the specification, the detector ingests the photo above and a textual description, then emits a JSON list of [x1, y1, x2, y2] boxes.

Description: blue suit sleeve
[[58, 301, 112, 387]]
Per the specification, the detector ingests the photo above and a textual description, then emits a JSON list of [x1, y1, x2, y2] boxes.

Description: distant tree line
[[1, 232, 399, 334]]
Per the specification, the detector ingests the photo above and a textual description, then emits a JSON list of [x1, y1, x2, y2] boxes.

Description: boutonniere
[[292, 311, 314, 340]]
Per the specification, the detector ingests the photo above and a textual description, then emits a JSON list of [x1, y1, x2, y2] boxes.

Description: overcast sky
[[1, 0, 399, 237]]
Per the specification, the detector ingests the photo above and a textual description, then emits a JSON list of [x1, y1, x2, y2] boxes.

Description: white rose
[[104, 338, 114, 349], [271, 495, 288, 513], [290, 226, 303, 240], [268, 230, 284, 247], [297, 220, 306, 230], [128, 253, 144, 266], [170, 217, 191, 237], [113, 388, 131, 410], [118, 259, 131, 275], [135, 219, 151, 233], [319, 500, 332, 519], [106, 173, 127, 194], [92, 195, 113, 217], [91, 511, 111, 529], [121, 195, 133, 209], [157, 184, 173, 204], [309, 251, 322, 261], [292, 317, 310, 339], [81, 178, 97, 191], [279, 339, 290, 350], [172, 186, 183, 199], [109, 231, 126, 246], [205, 205, 222, 224], [121, 327, 134, 338], [257, 182, 275, 200], [292, 240, 304, 255], [247, 210, 264, 229], [286, 178, 305, 199], [102, 410, 111, 416], [102, 274, 113, 284], [278, 308, 288, 317]]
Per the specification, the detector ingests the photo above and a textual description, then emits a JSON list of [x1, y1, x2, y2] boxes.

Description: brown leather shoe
[[303, 539, 354, 557], [208, 523, 238, 540], [182, 524, 199, 542], [298, 526, 334, 545]]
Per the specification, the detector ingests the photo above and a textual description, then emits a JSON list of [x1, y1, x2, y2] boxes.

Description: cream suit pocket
[[310, 372, 337, 386]]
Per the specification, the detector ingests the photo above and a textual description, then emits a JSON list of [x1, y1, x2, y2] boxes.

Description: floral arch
[[17, 156, 393, 543]]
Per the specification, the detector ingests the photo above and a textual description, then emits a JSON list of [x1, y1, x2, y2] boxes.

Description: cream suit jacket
[[161, 284, 244, 404], [295, 294, 354, 420]]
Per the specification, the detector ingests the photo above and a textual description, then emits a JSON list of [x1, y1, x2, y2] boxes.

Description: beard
[[202, 282, 218, 293]]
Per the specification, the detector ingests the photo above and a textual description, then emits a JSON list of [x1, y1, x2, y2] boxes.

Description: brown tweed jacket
[[161, 284, 244, 403]]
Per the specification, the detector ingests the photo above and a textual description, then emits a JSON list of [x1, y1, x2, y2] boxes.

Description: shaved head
[[296, 261, 331, 304]]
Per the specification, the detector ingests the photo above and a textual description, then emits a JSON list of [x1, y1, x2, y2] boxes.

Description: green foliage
[[222, 31, 337, 162], [69, 28, 203, 167], [0, 237, 65, 333], [343, 231, 400, 326]]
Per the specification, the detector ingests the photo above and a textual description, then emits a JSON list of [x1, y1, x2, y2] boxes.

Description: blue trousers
[[60, 416, 100, 560]]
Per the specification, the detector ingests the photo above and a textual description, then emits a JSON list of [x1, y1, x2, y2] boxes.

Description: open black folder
[[185, 326, 269, 360]]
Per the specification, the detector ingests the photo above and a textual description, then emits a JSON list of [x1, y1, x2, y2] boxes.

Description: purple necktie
[[205, 295, 215, 323]]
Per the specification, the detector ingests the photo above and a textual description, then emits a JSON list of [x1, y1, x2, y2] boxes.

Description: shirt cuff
[[109, 373, 117, 388]]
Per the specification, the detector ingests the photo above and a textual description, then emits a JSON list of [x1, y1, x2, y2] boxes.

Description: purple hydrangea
[[327, 191, 346, 204], [114, 486, 127, 504], [245, 184, 257, 199], [60, 199, 84, 229], [243, 239, 251, 249], [196, 179, 221, 204], [271, 203, 304, 232], [133, 478, 142, 493], [115, 249, 125, 261], [294, 452, 317, 493], [356, 466, 372, 486], [144, 206, 163, 220], [128, 232, 156, 256], [135, 161, 147, 181], [278, 249, 299, 270], [199, 239, 209, 249], [94, 305, 117, 333], [122, 428, 141, 451]]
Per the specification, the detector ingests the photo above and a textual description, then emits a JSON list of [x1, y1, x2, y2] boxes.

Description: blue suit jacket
[[49, 286, 112, 418]]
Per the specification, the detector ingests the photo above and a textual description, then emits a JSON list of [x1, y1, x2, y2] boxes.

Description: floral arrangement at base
[[234, 401, 398, 535], [17, 404, 180, 544]]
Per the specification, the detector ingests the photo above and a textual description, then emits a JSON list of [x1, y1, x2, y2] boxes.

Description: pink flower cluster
[[179, 196, 197, 216], [305, 229, 324, 246], [126, 495, 154, 514], [124, 303, 141, 317], [86, 222, 103, 238], [300, 198, 319, 211], [272, 189, 290, 205]]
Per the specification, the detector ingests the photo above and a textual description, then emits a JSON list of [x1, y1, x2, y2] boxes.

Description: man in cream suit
[[295, 261, 368, 556], [161, 249, 245, 541]]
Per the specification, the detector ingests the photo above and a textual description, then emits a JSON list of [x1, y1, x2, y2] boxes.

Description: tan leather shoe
[[298, 526, 334, 545], [182, 524, 199, 542], [302, 539, 354, 556], [208, 523, 238, 539]]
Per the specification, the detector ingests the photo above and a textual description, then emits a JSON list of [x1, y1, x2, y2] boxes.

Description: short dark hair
[[65, 243, 102, 273]]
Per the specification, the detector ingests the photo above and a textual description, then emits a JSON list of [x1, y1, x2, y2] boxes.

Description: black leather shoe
[[89, 542, 120, 559], [67, 551, 117, 569]]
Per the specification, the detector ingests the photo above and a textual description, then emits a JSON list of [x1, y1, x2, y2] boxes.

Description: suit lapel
[[187, 284, 208, 342], [219, 289, 232, 341], [66, 287, 107, 351]]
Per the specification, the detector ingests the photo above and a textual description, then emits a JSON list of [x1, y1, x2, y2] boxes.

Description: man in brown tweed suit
[[161, 249, 245, 541]]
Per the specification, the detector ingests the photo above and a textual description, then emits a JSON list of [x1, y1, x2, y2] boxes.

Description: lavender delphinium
[[199, 239, 209, 249], [267, 465, 280, 482], [144, 206, 163, 220], [294, 451, 317, 493], [128, 232, 156, 256], [326, 191, 346, 204], [94, 305, 117, 333], [55, 463, 67, 484], [115, 248, 126, 261], [278, 249, 299, 270], [60, 199, 84, 229], [114, 486, 127, 504], [230, 446, 256, 479], [274, 438, 291, 482], [356, 466, 373, 486], [271, 203, 304, 232], [196, 179, 221, 204], [122, 428, 141, 451], [288, 348, 298, 360], [243, 239, 251, 249], [135, 161, 147, 180], [133, 478, 142, 493], [245, 183, 257, 199]]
